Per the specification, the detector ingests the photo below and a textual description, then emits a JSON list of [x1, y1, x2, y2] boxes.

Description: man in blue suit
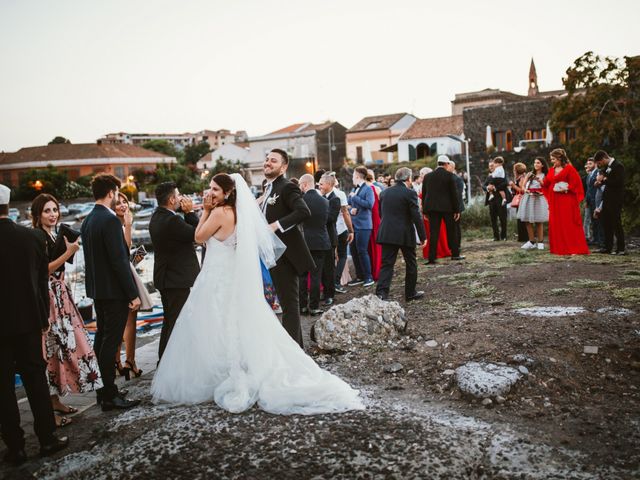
[[347, 166, 375, 287]]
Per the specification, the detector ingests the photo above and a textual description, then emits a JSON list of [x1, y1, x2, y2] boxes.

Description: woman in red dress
[[542, 148, 590, 255], [366, 171, 382, 280]]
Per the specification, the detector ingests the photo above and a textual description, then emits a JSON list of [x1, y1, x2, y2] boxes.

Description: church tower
[[528, 58, 539, 97]]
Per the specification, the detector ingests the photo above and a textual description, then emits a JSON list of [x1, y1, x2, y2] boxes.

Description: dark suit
[[483, 174, 507, 241], [321, 191, 341, 301], [149, 207, 200, 359], [422, 167, 461, 261], [585, 168, 604, 246], [376, 183, 426, 299], [299, 189, 330, 310], [600, 160, 625, 252], [81, 204, 138, 401], [263, 175, 314, 346], [0, 219, 56, 451]]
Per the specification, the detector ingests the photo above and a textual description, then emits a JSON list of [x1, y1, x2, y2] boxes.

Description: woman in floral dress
[[31, 194, 102, 427]]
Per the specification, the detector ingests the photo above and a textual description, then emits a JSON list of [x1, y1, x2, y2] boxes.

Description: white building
[[397, 115, 465, 161], [197, 144, 250, 171], [346, 113, 416, 164]]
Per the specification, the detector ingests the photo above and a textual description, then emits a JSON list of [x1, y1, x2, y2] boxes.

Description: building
[[196, 143, 250, 172], [0, 143, 176, 186], [346, 113, 416, 164], [397, 115, 465, 161], [98, 129, 247, 151], [246, 121, 346, 185]]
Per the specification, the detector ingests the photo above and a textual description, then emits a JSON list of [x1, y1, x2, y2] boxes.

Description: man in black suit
[[318, 172, 342, 306], [0, 184, 68, 465], [298, 174, 331, 316], [594, 150, 626, 255], [375, 168, 427, 301], [483, 160, 508, 241], [149, 182, 200, 359], [446, 161, 466, 253], [81, 174, 140, 411], [260, 149, 314, 347], [422, 155, 462, 264]]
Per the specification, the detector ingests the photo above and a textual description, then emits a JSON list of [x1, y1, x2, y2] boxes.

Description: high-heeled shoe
[[125, 360, 142, 378], [115, 361, 130, 381]]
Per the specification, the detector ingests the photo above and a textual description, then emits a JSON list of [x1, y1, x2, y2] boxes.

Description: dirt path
[[2, 238, 638, 479]]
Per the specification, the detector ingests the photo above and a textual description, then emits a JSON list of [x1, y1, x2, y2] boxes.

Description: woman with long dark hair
[[518, 157, 549, 250], [541, 149, 589, 255], [31, 193, 102, 428]]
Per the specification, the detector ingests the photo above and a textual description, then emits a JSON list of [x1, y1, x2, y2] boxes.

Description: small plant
[[566, 279, 610, 289], [468, 282, 497, 298], [550, 288, 572, 296], [613, 288, 640, 306]]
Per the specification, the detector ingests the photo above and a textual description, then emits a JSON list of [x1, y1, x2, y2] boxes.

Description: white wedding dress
[[151, 174, 364, 415]]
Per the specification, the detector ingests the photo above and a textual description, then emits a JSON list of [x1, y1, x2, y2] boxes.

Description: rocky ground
[[2, 237, 639, 479]]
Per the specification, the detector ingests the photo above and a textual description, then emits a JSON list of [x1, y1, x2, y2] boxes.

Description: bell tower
[[528, 58, 539, 97]]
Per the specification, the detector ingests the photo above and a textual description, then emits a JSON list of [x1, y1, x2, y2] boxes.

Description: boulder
[[313, 295, 406, 351], [455, 362, 522, 398]]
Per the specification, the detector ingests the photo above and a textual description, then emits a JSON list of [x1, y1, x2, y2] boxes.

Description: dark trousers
[[454, 218, 462, 251], [334, 231, 349, 285], [489, 203, 507, 240], [321, 247, 336, 300], [427, 212, 459, 261], [602, 207, 625, 252], [593, 215, 605, 247], [94, 299, 129, 401], [270, 257, 304, 347], [159, 288, 191, 360], [300, 250, 327, 310], [516, 219, 528, 242], [0, 333, 56, 451], [351, 229, 372, 282], [376, 244, 418, 299]]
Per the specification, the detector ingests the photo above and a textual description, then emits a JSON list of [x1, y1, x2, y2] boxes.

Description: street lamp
[[447, 135, 472, 203], [327, 127, 336, 172]]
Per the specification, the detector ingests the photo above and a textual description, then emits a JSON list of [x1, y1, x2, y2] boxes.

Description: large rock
[[455, 362, 522, 398], [313, 295, 406, 351]]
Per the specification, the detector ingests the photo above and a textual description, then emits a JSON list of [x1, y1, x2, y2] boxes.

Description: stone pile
[[313, 295, 406, 351]]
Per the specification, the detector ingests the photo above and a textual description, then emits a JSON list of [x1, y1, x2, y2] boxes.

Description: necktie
[[261, 182, 272, 214]]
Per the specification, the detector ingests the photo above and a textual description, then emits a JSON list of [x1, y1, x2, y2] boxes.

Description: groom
[[260, 149, 315, 347]]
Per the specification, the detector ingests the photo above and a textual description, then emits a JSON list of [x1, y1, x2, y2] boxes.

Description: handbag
[[510, 193, 522, 208], [51, 223, 81, 264]]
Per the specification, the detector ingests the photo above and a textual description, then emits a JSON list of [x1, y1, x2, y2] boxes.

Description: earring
[[224, 194, 229, 200]]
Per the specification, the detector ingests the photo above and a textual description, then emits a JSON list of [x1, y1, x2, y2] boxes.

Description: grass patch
[[623, 270, 640, 280], [550, 287, 572, 296], [501, 250, 543, 266], [566, 279, 610, 289], [613, 288, 640, 305], [512, 301, 535, 309], [437, 270, 500, 285], [468, 282, 497, 298]]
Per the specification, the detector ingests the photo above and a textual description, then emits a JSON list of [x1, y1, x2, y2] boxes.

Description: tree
[[184, 141, 211, 165], [551, 52, 640, 232], [207, 157, 247, 177], [48, 136, 71, 145], [141, 140, 183, 162], [15, 165, 69, 200]]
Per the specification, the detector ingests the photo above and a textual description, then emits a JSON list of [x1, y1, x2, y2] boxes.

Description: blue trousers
[[351, 229, 372, 282]]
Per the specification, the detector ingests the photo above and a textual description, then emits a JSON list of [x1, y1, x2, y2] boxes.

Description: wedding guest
[[348, 166, 375, 287], [483, 160, 507, 241], [487, 157, 508, 206], [422, 155, 462, 264], [518, 157, 549, 250], [298, 175, 330, 316], [585, 158, 604, 248], [31, 194, 102, 428], [582, 158, 597, 243], [149, 182, 200, 360], [332, 177, 354, 292], [81, 173, 141, 410], [541, 149, 589, 255], [0, 184, 68, 465], [113, 192, 152, 379], [318, 173, 342, 306], [510, 162, 529, 242], [375, 168, 427, 301], [420, 168, 451, 261], [366, 169, 382, 281], [594, 150, 626, 255], [446, 160, 466, 256], [259, 149, 314, 347]]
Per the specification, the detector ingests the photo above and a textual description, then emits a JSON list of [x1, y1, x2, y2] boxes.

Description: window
[[492, 131, 513, 151], [356, 146, 363, 162], [525, 130, 532, 140], [505, 131, 513, 151], [114, 166, 125, 179]]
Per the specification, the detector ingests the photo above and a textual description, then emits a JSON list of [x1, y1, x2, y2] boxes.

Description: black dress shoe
[[40, 436, 69, 457], [3, 448, 27, 466], [101, 396, 140, 412], [424, 260, 436, 265], [406, 291, 425, 301], [597, 248, 611, 254], [309, 309, 324, 316], [451, 255, 466, 261], [323, 298, 334, 306]]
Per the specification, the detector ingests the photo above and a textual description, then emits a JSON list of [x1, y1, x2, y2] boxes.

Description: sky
[[0, 0, 638, 152]]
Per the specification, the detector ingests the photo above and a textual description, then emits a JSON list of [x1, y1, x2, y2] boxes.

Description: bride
[[151, 173, 364, 414]]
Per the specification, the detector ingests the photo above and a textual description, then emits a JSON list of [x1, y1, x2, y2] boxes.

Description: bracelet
[[348, 230, 354, 234]]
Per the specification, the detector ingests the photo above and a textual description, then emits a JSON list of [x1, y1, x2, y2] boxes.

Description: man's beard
[[110, 196, 117, 210], [264, 168, 279, 180]]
